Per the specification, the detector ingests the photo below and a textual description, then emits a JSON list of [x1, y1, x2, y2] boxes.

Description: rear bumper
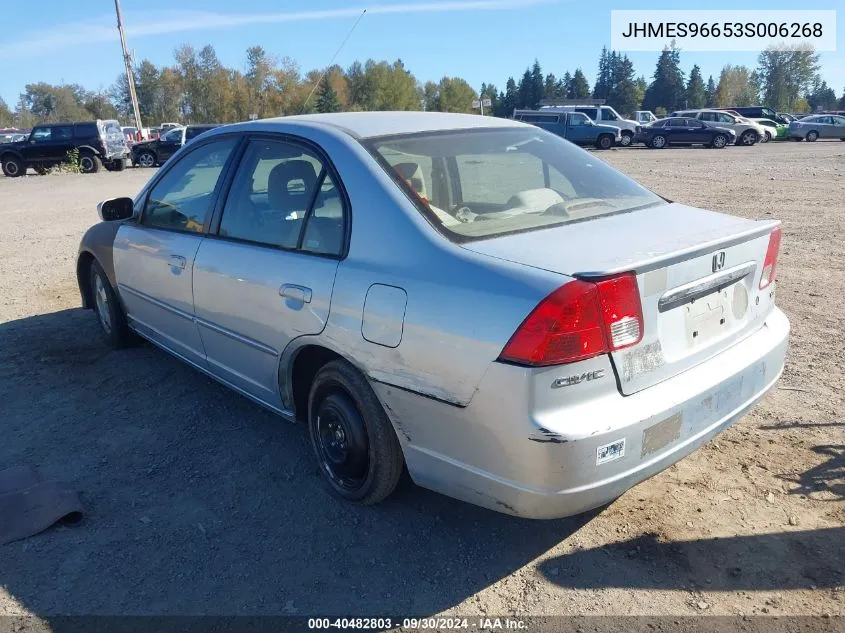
[[374, 308, 789, 519]]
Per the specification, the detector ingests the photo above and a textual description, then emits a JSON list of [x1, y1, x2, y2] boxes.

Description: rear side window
[[575, 107, 597, 119], [217, 139, 346, 256], [186, 127, 211, 141], [74, 123, 98, 138], [142, 138, 237, 233]]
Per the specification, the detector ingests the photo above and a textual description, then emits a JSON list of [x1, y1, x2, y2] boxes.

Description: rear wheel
[[79, 151, 101, 174], [308, 359, 404, 504], [2, 156, 25, 177], [711, 134, 728, 149], [618, 131, 633, 147], [596, 134, 614, 150], [739, 130, 758, 146], [650, 134, 667, 149], [33, 164, 48, 175], [806, 130, 819, 142], [762, 131, 772, 143], [137, 151, 156, 168]]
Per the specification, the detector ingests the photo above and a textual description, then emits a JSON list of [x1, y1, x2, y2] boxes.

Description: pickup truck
[[513, 110, 622, 149]]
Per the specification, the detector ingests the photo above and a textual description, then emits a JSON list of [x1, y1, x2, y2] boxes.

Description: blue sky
[[1, 0, 842, 107]]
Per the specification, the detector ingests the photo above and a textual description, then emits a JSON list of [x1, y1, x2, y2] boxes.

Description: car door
[[192, 136, 346, 409], [830, 116, 845, 138], [817, 116, 835, 138], [113, 135, 240, 368], [24, 126, 62, 163], [565, 113, 592, 143], [663, 118, 688, 143], [685, 118, 710, 143], [157, 127, 184, 161]]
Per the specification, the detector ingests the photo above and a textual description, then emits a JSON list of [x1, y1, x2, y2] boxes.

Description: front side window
[[568, 113, 589, 126], [716, 113, 735, 124], [218, 139, 345, 255], [163, 128, 183, 143], [30, 127, 51, 142], [142, 137, 237, 233], [367, 127, 661, 241], [601, 108, 619, 121]]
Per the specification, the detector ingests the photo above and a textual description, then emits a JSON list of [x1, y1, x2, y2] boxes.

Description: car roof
[[257, 111, 527, 139]]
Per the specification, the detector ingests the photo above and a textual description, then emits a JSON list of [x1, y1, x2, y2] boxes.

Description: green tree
[[559, 72, 572, 100], [530, 60, 544, 107], [593, 47, 611, 100], [839, 87, 845, 110], [715, 65, 757, 107], [315, 75, 342, 113], [479, 82, 499, 115], [422, 81, 438, 112], [569, 68, 590, 99], [685, 65, 706, 109], [642, 43, 685, 112], [436, 76, 476, 113], [543, 73, 558, 100], [517, 68, 532, 108], [704, 75, 717, 107], [0, 97, 13, 126], [497, 77, 518, 117], [607, 54, 638, 114], [807, 79, 837, 111], [758, 45, 820, 111]]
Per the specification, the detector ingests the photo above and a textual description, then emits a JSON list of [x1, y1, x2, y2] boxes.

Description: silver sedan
[[787, 114, 845, 141], [77, 113, 789, 518]]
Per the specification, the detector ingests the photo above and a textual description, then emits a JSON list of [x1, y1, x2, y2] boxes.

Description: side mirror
[[98, 197, 134, 222]]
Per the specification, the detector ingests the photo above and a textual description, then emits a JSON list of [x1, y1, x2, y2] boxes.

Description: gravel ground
[[0, 142, 843, 621]]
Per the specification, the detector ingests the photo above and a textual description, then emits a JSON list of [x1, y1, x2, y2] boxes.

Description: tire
[[2, 155, 25, 177], [79, 151, 101, 174], [711, 134, 728, 149], [596, 134, 614, 150], [763, 131, 772, 143], [650, 134, 667, 149], [806, 130, 819, 142], [104, 159, 126, 172], [89, 260, 133, 348], [618, 131, 633, 147], [739, 130, 758, 146], [308, 359, 404, 505], [137, 151, 156, 168], [33, 165, 48, 175]]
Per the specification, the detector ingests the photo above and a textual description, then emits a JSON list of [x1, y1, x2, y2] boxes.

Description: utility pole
[[114, 0, 143, 133]]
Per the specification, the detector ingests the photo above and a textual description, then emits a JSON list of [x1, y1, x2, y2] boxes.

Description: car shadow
[[536, 526, 843, 591], [0, 308, 594, 616]]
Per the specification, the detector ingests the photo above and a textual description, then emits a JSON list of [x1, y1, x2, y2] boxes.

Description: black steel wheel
[[308, 359, 404, 504]]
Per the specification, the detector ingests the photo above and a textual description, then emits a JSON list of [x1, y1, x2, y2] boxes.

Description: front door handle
[[280, 284, 312, 303], [169, 255, 187, 269]]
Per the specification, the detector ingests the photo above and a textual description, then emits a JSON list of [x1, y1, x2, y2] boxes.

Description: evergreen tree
[[839, 87, 845, 110], [607, 54, 638, 114], [704, 75, 717, 107], [544, 73, 558, 100], [559, 71, 572, 100], [685, 65, 706, 109], [593, 47, 611, 100], [569, 68, 590, 99], [642, 44, 685, 113], [517, 68, 532, 108], [497, 77, 518, 117], [315, 75, 342, 113], [530, 60, 544, 107]]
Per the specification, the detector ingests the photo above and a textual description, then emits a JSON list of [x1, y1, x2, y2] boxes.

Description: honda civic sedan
[[77, 112, 789, 519]]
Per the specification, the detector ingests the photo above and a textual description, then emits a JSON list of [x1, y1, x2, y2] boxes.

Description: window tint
[[833, 116, 845, 125], [74, 123, 98, 138], [716, 113, 735, 123], [601, 108, 618, 121], [163, 128, 183, 142], [142, 138, 237, 233], [53, 126, 73, 140], [575, 108, 597, 119], [666, 119, 685, 127], [699, 112, 716, 122], [186, 126, 214, 141], [218, 139, 344, 253], [569, 113, 589, 126]]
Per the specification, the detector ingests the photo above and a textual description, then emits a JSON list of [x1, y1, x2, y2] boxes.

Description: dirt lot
[[0, 142, 842, 621]]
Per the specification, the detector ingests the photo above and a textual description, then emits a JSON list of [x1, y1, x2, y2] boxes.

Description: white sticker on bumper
[[597, 439, 626, 465]]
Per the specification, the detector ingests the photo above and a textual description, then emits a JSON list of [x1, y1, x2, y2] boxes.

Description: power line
[[304, 9, 367, 110]]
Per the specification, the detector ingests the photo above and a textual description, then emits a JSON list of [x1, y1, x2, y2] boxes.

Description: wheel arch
[[0, 150, 24, 163]]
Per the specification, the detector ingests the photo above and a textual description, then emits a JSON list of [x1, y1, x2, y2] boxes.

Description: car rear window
[[366, 127, 662, 242], [74, 123, 98, 138]]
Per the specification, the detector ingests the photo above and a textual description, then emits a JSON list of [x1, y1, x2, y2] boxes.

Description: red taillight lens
[[499, 273, 643, 367], [759, 227, 782, 290]]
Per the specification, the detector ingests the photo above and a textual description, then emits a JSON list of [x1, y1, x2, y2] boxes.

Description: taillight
[[759, 227, 782, 290], [498, 273, 643, 367]]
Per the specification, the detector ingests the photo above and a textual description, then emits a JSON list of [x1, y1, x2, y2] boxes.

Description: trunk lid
[[463, 202, 780, 394]]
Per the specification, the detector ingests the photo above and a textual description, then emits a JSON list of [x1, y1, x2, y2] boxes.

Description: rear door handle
[[280, 284, 312, 303], [168, 255, 187, 269]]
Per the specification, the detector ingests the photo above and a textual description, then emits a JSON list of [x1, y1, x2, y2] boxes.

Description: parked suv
[[671, 110, 765, 146], [131, 124, 221, 167], [513, 110, 621, 149], [0, 120, 129, 177]]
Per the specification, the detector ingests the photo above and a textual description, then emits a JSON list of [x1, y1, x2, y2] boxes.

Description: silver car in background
[[77, 113, 789, 518], [787, 114, 845, 141]]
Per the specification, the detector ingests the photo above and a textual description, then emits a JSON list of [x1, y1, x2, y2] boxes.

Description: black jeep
[[0, 120, 130, 177]]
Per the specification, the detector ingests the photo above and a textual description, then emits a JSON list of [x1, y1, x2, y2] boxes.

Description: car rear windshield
[[366, 127, 662, 242]]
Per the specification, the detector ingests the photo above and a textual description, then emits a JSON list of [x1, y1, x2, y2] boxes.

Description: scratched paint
[[620, 340, 665, 383]]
